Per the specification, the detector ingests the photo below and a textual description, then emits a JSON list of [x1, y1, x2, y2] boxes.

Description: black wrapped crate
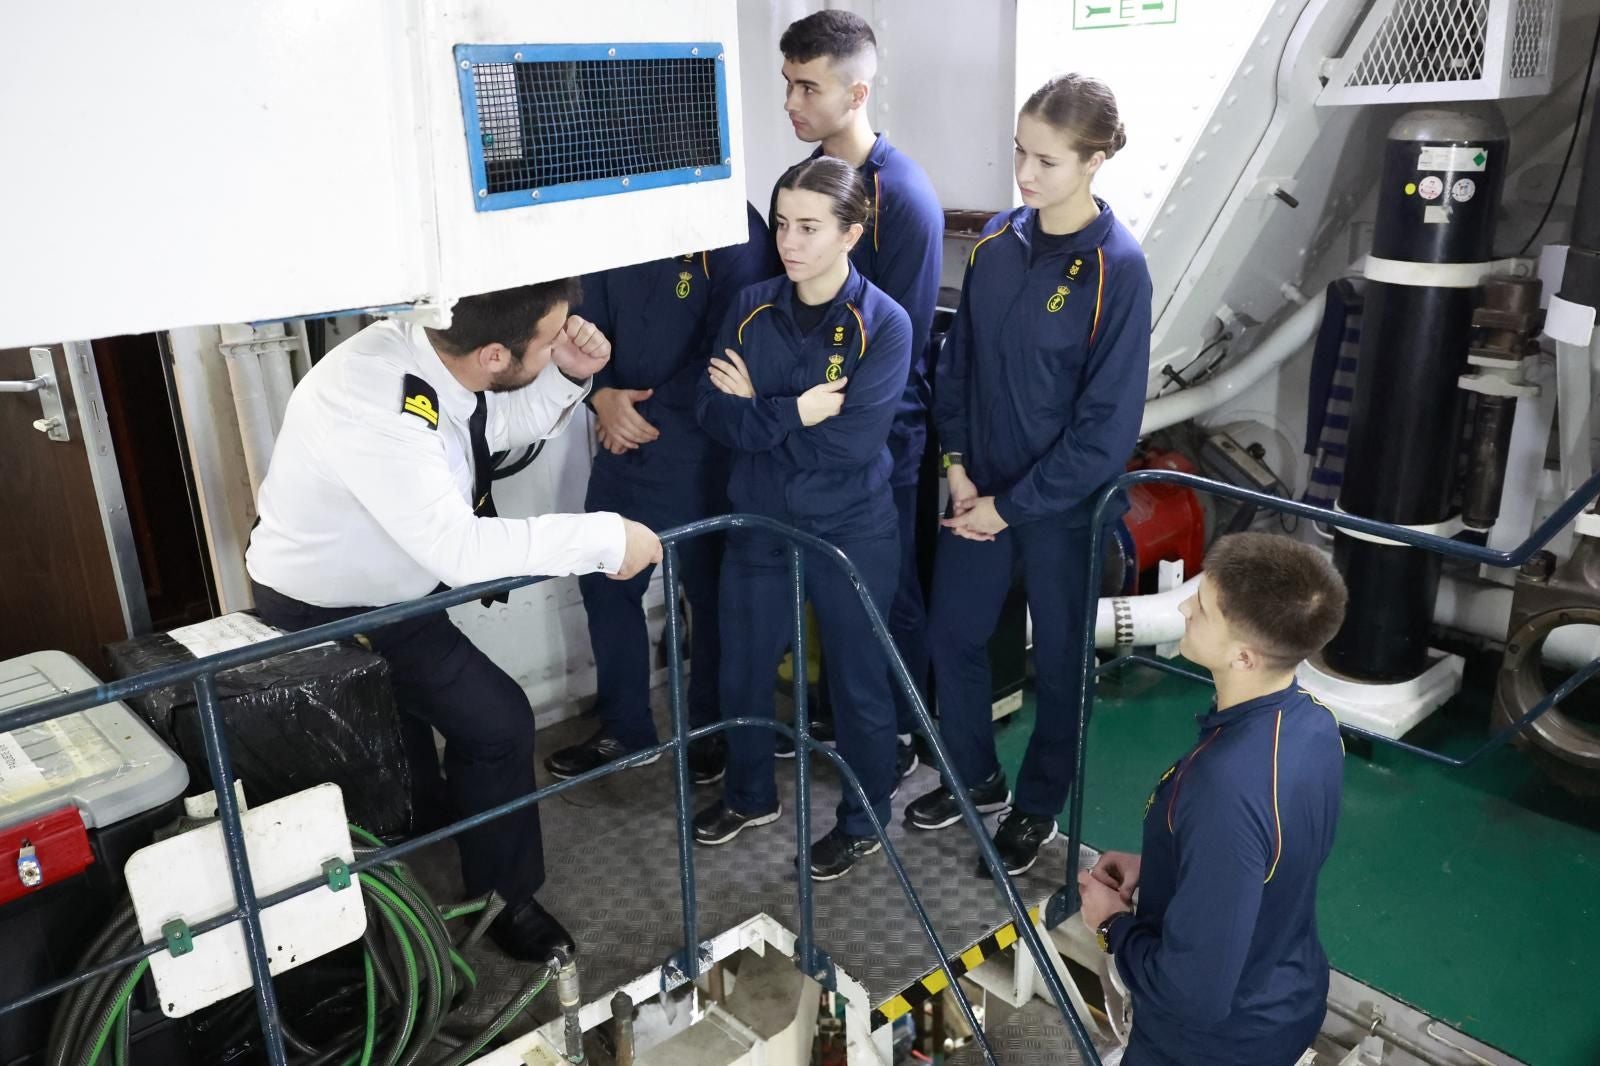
[[105, 614, 412, 836]]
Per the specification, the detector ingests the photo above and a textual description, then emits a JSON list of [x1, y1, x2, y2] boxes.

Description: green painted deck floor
[[993, 655, 1600, 1066]]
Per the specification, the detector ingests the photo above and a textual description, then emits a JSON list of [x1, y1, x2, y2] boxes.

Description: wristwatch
[[1096, 911, 1132, 954], [941, 451, 964, 473]]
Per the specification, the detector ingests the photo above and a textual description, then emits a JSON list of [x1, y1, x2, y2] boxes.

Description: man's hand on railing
[[612, 519, 663, 580]]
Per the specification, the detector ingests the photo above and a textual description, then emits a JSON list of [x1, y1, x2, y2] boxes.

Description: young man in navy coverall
[[1079, 533, 1348, 1066], [545, 204, 778, 786], [772, 11, 944, 773]]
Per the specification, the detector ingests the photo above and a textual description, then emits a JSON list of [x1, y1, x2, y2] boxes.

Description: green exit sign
[[1075, 0, 1178, 29]]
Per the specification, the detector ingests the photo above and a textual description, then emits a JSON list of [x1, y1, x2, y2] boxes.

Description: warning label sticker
[[1418, 145, 1488, 173], [169, 613, 285, 659], [1418, 176, 1444, 201], [0, 732, 49, 804], [1452, 178, 1477, 203]]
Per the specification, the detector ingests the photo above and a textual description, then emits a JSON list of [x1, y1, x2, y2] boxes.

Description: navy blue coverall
[[930, 201, 1152, 817], [1109, 683, 1344, 1065], [775, 134, 944, 728], [696, 266, 912, 836], [578, 203, 779, 751]]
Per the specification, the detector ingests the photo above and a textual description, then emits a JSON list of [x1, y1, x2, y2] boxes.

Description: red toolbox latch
[[0, 806, 93, 906]]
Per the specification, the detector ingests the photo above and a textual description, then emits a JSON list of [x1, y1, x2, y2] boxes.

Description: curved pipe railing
[[0, 514, 1101, 1066]]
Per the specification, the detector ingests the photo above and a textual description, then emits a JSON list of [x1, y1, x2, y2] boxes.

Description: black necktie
[[469, 393, 509, 606]]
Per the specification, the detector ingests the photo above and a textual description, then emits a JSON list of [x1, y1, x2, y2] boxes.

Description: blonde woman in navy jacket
[[908, 75, 1154, 878], [694, 157, 912, 882]]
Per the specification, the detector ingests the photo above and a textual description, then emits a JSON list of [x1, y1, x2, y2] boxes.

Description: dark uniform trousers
[[720, 528, 900, 837], [888, 482, 931, 732], [926, 512, 1092, 818], [579, 450, 727, 750], [251, 581, 545, 903]]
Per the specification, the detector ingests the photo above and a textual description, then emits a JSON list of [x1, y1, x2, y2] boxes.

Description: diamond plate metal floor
[[407, 704, 1073, 1041]]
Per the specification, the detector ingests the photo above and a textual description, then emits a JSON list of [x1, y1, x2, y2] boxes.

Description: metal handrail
[[1048, 466, 1600, 929], [0, 514, 1101, 1066]]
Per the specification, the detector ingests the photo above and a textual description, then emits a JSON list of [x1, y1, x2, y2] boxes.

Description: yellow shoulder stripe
[[1264, 709, 1285, 884], [967, 225, 1008, 268], [847, 302, 868, 360], [736, 302, 775, 344]]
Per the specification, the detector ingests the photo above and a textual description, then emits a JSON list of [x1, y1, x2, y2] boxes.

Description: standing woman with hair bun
[[907, 74, 1153, 877], [693, 156, 913, 882]]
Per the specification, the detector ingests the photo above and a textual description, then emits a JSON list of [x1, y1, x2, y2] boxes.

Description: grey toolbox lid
[[0, 650, 189, 830]]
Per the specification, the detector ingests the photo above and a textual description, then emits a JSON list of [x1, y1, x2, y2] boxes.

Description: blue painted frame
[[453, 42, 732, 212]]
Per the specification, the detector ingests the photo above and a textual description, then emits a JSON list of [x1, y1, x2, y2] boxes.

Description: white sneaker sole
[[695, 805, 783, 846]]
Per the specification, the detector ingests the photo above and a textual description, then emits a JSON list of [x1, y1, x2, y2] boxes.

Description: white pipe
[[1434, 573, 1600, 670], [222, 349, 275, 497], [1555, 338, 1593, 497], [1095, 571, 1600, 669], [1095, 575, 1199, 648], [258, 345, 295, 438], [1141, 290, 1328, 434]]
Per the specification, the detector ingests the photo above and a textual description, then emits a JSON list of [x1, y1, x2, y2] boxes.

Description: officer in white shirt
[[246, 278, 661, 963]]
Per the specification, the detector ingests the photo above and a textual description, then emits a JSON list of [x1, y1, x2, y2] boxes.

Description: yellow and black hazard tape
[[869, 905, 1043, 1029]]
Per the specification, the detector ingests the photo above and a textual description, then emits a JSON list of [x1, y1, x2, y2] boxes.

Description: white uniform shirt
[[246, 319, 625, 608]]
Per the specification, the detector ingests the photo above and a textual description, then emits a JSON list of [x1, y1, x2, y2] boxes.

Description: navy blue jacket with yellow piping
[[1108, 682, 1344, 1065], [772, 134, 943, 487], [933, 201, 1152, 527], [579, 202, 779, 468], [695, 264, 911, 542]]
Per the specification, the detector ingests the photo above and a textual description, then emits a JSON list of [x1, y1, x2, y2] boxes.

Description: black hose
[[280, 1016, 321, 1057], [51, 915, 141, 1066], [364, 923, 403, 1006], [71, 962, 143, 1066], [113, 997, 130, 1066], [47, 901, 137, 1058], [429, 964, 553, 1066]]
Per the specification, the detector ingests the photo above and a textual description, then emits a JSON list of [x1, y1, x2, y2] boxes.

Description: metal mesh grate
[[1346, 0, 1490, 86], [1509, 0, 1555, 79], [468, 56, 723, 198]]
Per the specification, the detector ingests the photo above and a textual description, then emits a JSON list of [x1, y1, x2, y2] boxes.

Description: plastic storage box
[[0, 650, 189, 1065]]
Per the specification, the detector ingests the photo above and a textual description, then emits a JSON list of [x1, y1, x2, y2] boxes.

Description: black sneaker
[[978, 810, 1061, 877], [687, 735, 726, 786], [897, 737, 919, 780], [904, 770, 1012, 831], [803, 826, 882, 881], [775, 716, 835, 759], [693, 800, 782, 845], [544, 729, 660, 780]]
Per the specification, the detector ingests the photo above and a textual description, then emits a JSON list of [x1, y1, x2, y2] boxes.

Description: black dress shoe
[[545, 728, 660, 780], [487, 896, 577, 964]]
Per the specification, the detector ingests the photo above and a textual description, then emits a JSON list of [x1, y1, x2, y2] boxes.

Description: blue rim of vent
[[453, 43, 732, 212]]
